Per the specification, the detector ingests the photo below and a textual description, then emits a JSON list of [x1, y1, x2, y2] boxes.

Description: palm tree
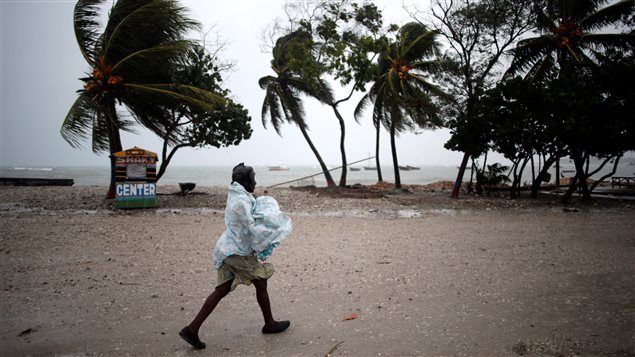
[[506, 0, 634, 199], [355, 22, 446, 189], [508, 0, 634, 81], [259, 63, 336, 187], [63, 0, 224, 198]]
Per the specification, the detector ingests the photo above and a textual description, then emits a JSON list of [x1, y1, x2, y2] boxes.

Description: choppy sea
[[2, 159, 634, 188]]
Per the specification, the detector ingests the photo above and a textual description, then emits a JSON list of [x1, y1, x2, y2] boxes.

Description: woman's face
[[245, 170, 256, 193]]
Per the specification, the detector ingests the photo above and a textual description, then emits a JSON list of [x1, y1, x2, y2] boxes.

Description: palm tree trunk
[[452, 152, 470, 198], [390, 122, 401, 189], [331, 105, 347, 187], [105, 100, 123, 199], [375, 122, 383, 182], [297, 123, 335, 187]]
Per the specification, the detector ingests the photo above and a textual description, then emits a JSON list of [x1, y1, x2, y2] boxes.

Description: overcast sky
[[1, 0, 498, 168]]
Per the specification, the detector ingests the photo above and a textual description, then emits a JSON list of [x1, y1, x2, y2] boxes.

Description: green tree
[[259, 31, 336, 187], [413, 0, 535, 198], [62, 0, 224, 198], [506, 0, 634, 199], [272, 1, 394, 186], [480, 77, 567, 198], [507, 0, 634, 81], [157, 44, 252, 180], [355, 22, 447, 189]]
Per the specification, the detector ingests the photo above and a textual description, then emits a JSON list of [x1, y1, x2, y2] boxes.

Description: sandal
[[262, 320, 291, 334], [179, 326, 206, 350]]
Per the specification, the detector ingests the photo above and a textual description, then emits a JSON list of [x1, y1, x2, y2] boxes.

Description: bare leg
[[189, 280, 233, 333], [252, 278, 290, 333], [179, 280, 233, 349], [252, 278, 275, 326]]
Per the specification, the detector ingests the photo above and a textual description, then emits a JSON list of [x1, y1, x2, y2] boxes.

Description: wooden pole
[[267, 157, 375, 189]]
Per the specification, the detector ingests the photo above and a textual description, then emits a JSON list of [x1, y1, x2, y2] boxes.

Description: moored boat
[[268, 165, 290, 171]]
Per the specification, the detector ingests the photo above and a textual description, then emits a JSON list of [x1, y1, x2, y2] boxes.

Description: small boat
[[349, 167, 361, 171], [398, 165, 411, 171], [268, 165, 289, 171], [363, 166, 377, 170]]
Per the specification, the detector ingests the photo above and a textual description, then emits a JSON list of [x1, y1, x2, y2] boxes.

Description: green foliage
[[288, 1, 395, 91], [63, 0, 224, 154], [475, 163, 511, 194], [355, 22, 447, 188], [428, 0, 535, 157], [507, 0, 635, 81], [165, 44, 252, 149]]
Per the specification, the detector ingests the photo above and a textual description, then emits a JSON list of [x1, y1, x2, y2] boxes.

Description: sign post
[[113, 147, 158, 209]]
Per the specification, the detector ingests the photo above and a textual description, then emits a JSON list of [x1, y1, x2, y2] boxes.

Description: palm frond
[[525, 53, 557, 82], [61, 93, 100, 149], [104, 0, 200, 65], [111, 40, 195, 78], [73, 0, 106, 65], [581, 32, 635, 51], [258, 75, 276, 90], [123, 83, 225, 112], [507, 36, 556, 75], [580, 0, 634, 31], [263, 87, 285, 135], [90, 110, 111, 153]]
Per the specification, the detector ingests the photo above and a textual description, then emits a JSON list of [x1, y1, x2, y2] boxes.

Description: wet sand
[[1, 185, 634, 356]]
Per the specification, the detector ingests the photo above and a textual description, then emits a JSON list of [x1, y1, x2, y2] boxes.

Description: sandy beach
[[1, 185, 634, 356]]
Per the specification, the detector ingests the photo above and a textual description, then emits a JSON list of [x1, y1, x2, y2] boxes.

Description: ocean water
[[0, 165, 463, 187], [2, 159, 633, 188]]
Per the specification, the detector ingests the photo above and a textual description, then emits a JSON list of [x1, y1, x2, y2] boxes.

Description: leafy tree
[[270, 1, 394, 186], [412, 0, 535, 197], [62, 0, 224, 198], [259, 31, 336, 187], [506, 0, 634, 196], [157, 44, 252, 180], [480, 76, 566, 198], [355, 22, 447, 189]]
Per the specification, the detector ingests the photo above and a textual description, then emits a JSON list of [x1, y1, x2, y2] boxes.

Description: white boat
[[268, 165, 289, 171]]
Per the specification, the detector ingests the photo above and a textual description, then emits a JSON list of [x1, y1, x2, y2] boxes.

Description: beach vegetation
[[62, 0, 224, 198], [265, 1, 395, 186], [475, 163, 511, 195], [259, 30, 337, 187], [411, 0, 536, 198], [157, 42, 252, 180], [504, 0, 635, 201], [355, 22, 447, 189]]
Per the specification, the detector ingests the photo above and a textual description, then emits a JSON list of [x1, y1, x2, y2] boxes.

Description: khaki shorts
[[217, 255, 274, 291]]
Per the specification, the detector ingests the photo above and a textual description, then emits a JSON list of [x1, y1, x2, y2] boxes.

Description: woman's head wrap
[[232, 162, 256, 193]]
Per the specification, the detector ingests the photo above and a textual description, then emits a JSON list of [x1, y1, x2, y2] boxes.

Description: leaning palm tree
[[63, 0, 224, 198], [356, 22, 447, 189], [507, 0, 634, 81], [259, 62, 336, 187]]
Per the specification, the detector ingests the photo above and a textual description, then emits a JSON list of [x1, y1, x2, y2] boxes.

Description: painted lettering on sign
[[116, 183, 156, 197]]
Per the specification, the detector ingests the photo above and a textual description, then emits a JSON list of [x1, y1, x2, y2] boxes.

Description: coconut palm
[[355, 22, 447, 189], [63, 0, 224, 198], [259, 63, 336, 187], [506, 0, 634, 199], [507, 0, 635, 81], [259, 30, 336, 187]]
